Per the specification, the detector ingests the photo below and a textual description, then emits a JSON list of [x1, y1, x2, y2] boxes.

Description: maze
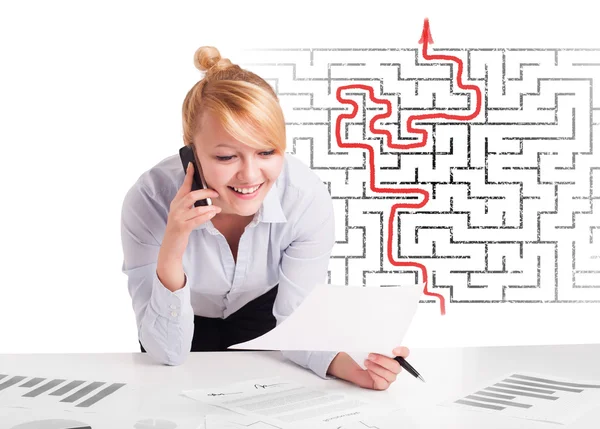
[[238, 30, 600, 312]]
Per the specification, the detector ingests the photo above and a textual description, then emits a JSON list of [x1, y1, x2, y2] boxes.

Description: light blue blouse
[[120, 152, 337, 378]]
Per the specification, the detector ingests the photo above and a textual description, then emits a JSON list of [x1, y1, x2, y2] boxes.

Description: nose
[[236, 157, 260, 184]]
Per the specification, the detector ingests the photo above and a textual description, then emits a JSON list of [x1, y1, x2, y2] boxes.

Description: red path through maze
[[334, 19, 483, 315]]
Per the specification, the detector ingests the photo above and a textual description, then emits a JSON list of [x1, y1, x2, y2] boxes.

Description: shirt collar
[[250, 181, 287, 226]]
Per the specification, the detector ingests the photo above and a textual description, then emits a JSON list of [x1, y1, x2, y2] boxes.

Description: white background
[[0, 0, 598, 353]]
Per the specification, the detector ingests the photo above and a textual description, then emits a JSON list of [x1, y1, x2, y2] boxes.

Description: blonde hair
[[182, 46, 286, 154]]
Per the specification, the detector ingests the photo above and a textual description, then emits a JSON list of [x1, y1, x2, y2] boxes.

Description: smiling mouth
[[228, 183, 263, 195]]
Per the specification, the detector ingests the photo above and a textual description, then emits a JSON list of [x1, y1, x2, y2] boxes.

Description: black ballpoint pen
[[394, 356, 425, 382]]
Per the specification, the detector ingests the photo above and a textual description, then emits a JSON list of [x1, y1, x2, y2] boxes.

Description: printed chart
[[0, 372, 139, 413], [443, 372, 600, 424]]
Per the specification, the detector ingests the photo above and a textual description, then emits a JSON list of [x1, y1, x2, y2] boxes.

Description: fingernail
[[187, 162, 191, 171], [368, 354, 375, 361]]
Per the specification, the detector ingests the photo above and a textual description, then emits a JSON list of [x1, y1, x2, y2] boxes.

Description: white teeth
[[232, 184, 260, 194]]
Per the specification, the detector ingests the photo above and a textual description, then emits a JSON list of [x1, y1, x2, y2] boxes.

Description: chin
[[237, 208, 259, 217], [226, 203, 259, 217]]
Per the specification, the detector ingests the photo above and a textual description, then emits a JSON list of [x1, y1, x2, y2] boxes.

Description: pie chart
[[11, 420, 91, 429], [134, 419, 178, 429]]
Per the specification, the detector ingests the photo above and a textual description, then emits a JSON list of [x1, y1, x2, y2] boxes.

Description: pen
[[394, 356, 425, 383]]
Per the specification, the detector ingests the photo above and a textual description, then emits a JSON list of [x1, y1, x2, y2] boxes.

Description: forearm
[[157, 251, 186, 292], [280, 351, 361, 382], [326, 352, 360, 380], [121, 181, 196, 366], [281, 350, 340, 380], [138, 269, 195, 365], [156, 233, 188, 292]]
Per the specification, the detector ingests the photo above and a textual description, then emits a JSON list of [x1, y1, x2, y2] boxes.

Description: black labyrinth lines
[[239, 48, 600, 304]]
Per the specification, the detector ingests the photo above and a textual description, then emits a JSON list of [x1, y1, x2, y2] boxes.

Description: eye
[[216, 155, 235, 161], [260, 150, 275, 156]]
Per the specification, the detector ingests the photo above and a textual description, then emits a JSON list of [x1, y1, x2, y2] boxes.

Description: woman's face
[[193, 111, 284, 217]]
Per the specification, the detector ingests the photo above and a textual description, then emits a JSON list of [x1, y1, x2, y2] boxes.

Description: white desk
[[1, 344, 599, 428]]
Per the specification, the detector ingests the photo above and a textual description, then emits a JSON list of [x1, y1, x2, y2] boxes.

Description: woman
[[120, 46, 409, 390]]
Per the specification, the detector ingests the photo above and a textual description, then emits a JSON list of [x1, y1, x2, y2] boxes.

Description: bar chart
[[444, 372, 600, 425], [0, 372, 132, 412]]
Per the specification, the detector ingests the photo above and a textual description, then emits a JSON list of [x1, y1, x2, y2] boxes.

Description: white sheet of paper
[[205, 414, 285, 429], [441, 371, 600, 425], [204, 414, 401, 429], [228, 283, 423, 354], [183, 377, 397, 429]]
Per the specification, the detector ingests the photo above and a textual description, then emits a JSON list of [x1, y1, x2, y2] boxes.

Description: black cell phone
[[179, 145, 212, 207]]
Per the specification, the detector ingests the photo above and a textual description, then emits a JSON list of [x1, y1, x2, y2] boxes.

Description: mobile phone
[[179, 145, 212, 207]]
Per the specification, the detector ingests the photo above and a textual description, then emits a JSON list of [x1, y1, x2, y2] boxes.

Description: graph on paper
[[443, 372, 600, 425], [0, 372, 138, 412]]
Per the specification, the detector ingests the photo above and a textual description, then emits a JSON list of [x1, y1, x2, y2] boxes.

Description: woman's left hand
[[327, 346, 410, 391]]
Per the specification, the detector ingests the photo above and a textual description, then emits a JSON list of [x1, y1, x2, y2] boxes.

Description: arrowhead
[[418, 18, 434, 44]]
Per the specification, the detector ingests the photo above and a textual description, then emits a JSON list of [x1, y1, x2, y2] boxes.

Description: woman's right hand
[[160, 162, 221, 262]]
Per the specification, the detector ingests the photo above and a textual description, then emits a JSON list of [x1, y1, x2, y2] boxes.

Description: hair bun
[[194, 46, 233, 74]]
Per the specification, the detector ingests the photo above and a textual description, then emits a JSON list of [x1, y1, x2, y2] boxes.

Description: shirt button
[[171, 311, 178, 317]]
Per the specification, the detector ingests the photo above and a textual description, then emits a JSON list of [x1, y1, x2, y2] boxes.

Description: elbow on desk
[[144, 347, 190, 367], [163, 351, 189, 366], [139, 333, 191, 366]]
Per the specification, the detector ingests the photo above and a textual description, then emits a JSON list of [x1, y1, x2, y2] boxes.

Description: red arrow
[[418, 17, 434, 45]]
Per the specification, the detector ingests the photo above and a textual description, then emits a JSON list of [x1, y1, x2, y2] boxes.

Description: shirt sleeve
[[120, 183, 195, 366], [272, 179, 339, 379]]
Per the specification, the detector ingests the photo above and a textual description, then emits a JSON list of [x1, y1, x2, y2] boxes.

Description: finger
[[364, 359, 397, 384], [183, 189, 220, 209], [189, 208, 220, 227], [392, 346, 410, 358], [189, 188, 220, 203], [366, 368, 390, 391], [182, 205, 220, 222], [367, 353, 401, 374], [176, 162, 195, 198], [348, 370, 380, 390]]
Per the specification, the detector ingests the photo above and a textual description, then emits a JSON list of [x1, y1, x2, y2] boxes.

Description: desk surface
[[1, 344, 599, 428]]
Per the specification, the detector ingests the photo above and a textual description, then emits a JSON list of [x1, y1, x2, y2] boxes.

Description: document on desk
[[183, 377, 397, 429], [203, 414, 388, 429], [441, 371, 600, 425], [0, 372, 142, 414], [228, 283, 423, 354], [204, 414, 291, 429]]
